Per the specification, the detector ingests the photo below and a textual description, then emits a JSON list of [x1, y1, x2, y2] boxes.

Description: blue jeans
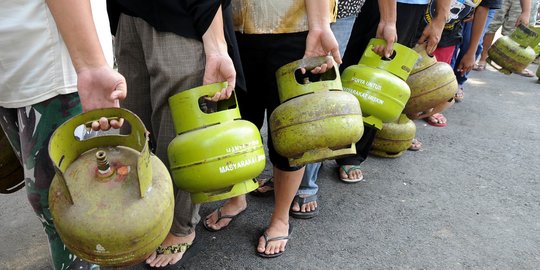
[[331, 15, 357, 58], [452, 9, 496, 86], [298, 162, 321, 196]]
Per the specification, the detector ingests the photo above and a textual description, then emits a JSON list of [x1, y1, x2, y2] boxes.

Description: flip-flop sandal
[[338, 165, 364, 183], [408, 138, 422, 151], [149, 237, 201, 269], [256, 224, 293, 258], [203, 207, 245, 232], [290, 194, 319, 219], [473, 63, 486, 71], [250, 177, 274, 197], [425, 113, 447, 127], [519, 69, 535, 77], [454, 87, 464, 102]]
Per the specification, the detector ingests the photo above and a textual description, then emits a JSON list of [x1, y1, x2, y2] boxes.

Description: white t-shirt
[[0, 0, 113, 108]]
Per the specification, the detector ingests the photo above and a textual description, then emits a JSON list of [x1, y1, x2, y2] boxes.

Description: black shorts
[[341, 0, 428, 72], [235, 32, 308, 171]]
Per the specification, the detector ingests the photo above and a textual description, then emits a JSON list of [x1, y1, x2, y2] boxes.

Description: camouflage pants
[[0, 93, 98, 270], [488, 0, 523, 36]]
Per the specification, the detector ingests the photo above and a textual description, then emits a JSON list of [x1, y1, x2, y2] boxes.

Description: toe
[[351, 170, 360, 179], [169, 253, 183, 265], [215, 218, 231, 230], [291, 201, 300, 212], [339, 167, 349, 179], [146, 251, 157, 264], [257, 235, 267, 253]]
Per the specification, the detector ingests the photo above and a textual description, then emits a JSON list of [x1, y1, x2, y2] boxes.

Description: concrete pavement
[[1, 62, 539, 270]]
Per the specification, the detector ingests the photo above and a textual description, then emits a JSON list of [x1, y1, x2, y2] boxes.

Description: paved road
[[1, 62, 539, 270]]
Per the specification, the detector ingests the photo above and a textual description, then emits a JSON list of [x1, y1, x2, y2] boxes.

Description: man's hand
[[77, 65, 127, 130], [203, 53, 236, 102], [455, 51, 476, 76], [304, 27, 341, 74], [417, 17, 446, 54], [515, 12, 530, 27], [374, 20, 398, 58], [202, 5, 236, 102]]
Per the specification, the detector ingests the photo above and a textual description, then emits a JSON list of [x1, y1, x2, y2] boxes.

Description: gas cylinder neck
[[96, 150, 114, 178]]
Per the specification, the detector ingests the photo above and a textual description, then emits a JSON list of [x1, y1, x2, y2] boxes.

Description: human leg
[[0, 94, 98, 270], [478, 4, 508, 65], [477, 32, 496, 67], [203, 195, 247, 231], [475, 9, 496, 60], [235, 32, 307, 257], [257, 167, 304, 257], [530, 0, 540, 25], [336, 3, 427, 183], [115, 14, 203, 267], [291, 162, 321, 218], [335, 126, 378, 183], [341, 0, 381, 71]]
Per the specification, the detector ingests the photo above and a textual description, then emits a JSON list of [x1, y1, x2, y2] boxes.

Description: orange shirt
[[232, 0, 337, 34]]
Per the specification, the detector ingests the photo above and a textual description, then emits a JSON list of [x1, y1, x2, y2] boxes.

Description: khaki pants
[[488, 0, 524, 36], [115, 14, 203, 236]]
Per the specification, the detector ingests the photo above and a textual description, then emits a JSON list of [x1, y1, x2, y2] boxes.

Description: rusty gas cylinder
[[270, 56, 364, 166], [48, 108, 174, 267], [404, 44, 457, 117], [370, 114, 416, 158], [487, 24, 537, 74]]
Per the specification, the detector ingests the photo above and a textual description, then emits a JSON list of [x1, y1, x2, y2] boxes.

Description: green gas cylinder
[[269, 56, 364, 166], [370, 114, 416, 158], [168, 82, 264, 203], [341, 38, 419, 130], [487, 24, 537, 74], [404, 44, 457, 117], [48, 108, 174, 266]]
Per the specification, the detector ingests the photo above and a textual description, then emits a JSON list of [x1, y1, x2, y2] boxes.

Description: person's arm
[[45, 0, 126, 130], [304, 0, 341, 74], [201, 5, 236, 102], [374, 0, 398, 58], [516, 0, 531, 26], [456, 6, 489, 75], [418, 0, 452, 54]]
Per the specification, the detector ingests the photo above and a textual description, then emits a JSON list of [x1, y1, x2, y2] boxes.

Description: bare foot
[[291, 195, 317, 213], [408, 138, 422, 151], [254, 177, 274, 194], [257, 221, 290, 256], [145, 232, 195, 267], [425, 113, 447, 127], [204, 196, 247, 231], [339, 165, 364, 183]]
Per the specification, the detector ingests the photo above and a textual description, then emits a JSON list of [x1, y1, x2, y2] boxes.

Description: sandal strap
[[258, 177, 274, 187], [294, 194, 318, 205], [263, 232, 290, 248], [156, 242, 192, 255], [340, 165, 362, 174], [215, 207, 242, 222]]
